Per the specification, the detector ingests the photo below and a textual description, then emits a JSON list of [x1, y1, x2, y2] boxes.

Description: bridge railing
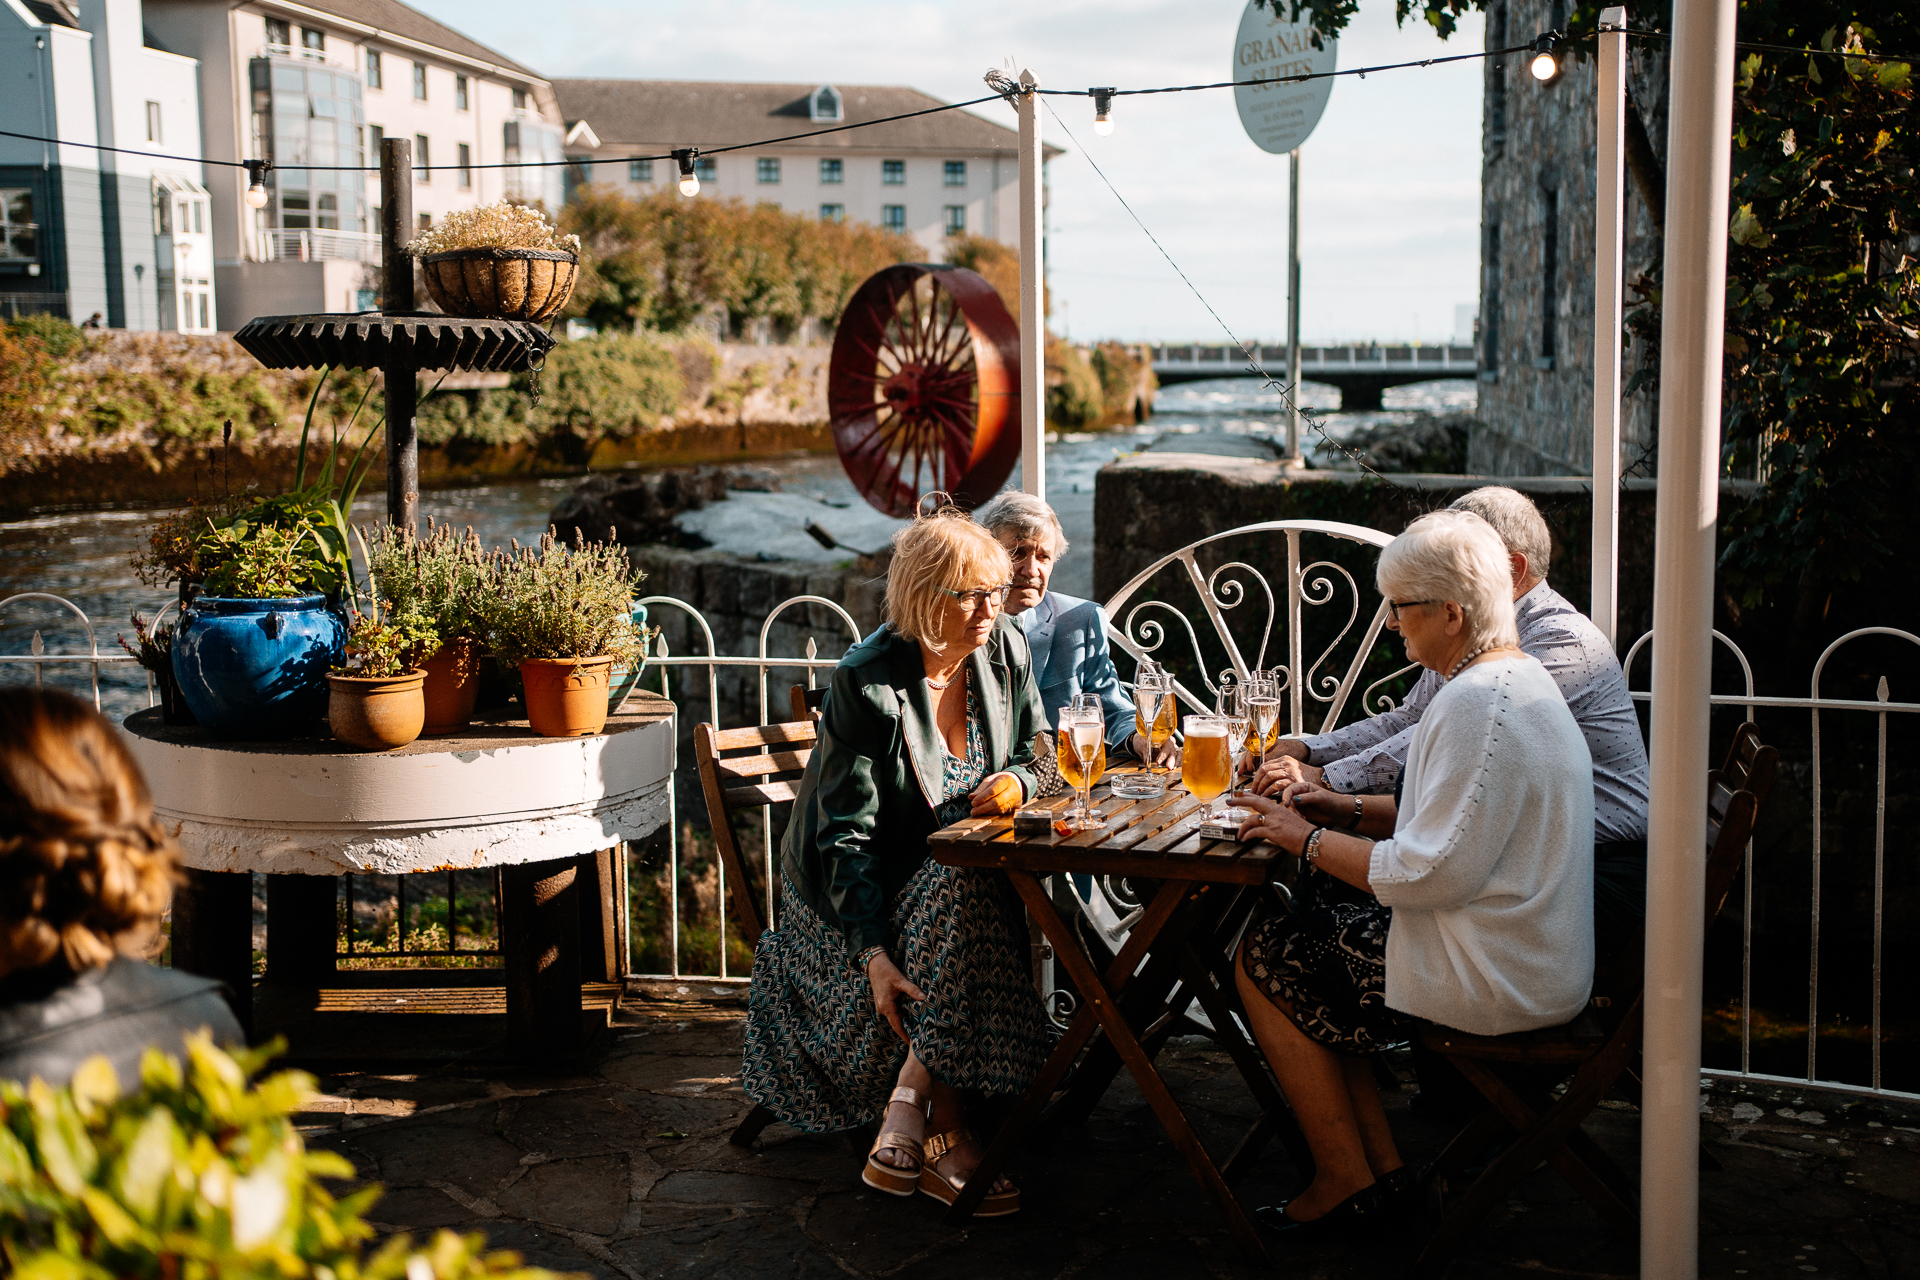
[[1150, 342, 1478, 369]]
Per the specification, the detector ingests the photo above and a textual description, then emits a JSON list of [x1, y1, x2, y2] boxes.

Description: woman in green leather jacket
[[742, 503, 1052, 1218]]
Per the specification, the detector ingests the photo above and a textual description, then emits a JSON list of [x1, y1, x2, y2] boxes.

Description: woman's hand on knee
[[866, 950, 925, 1043]]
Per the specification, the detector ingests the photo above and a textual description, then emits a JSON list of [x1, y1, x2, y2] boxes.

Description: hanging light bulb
[[673, 149, 700, 197], [1091, 87, 1116, 137], [1530, 32, 1561, 82], [243, 159, 270, 209]]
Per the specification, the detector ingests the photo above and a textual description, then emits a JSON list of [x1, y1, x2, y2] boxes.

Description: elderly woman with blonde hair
[[742, 501, 1052, 1216], [1227, 509, 1595, 1238], [0, 687, 243, 1085]]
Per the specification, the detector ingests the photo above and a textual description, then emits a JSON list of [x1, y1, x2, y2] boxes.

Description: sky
[[413, 0, 1488, 345]]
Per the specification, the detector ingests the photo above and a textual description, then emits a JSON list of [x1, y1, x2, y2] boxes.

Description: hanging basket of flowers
[[407, 202, 581, 323]]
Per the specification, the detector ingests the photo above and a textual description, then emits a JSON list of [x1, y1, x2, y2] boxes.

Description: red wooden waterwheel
[[828, 264, 1021, 518]]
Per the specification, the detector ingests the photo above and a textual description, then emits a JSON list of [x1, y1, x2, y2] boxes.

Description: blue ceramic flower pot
[[607, 601, 651, 713], [172, 595, 346, 739]]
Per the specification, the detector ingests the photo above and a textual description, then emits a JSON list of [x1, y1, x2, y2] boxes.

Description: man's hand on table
[[971, 771, 1024, 816], [1253, 741, 1322, 795], [1128, 731, 1180, 770]]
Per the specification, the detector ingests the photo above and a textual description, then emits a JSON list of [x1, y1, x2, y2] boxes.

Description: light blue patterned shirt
[[1295, 581, 1650, 844]]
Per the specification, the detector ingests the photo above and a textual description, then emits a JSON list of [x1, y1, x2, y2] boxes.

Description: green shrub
[[362, 520, 500, 646], [1045, 339, 1104, 431], [7, 313, 85, 358], [0, 1034, 574, 1280], [531, 333, 682, 449]]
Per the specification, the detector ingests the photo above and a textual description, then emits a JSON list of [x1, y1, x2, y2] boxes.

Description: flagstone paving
[[291, 990, 1920, 1278]]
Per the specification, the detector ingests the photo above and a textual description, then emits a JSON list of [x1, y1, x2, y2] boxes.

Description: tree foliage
[[560, 187, 921, 336]]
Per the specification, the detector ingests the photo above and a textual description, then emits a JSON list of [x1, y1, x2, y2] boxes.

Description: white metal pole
[[1643, 0, 1738, 1274], [1591, 8, 1626, 648], [1017, 69, 1047, 500], [1286, 147, 1303, 463]]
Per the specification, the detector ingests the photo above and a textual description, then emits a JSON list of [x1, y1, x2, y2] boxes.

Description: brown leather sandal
[[861, 1087, 929, 1196], [918, 1127, 1020, 1217]]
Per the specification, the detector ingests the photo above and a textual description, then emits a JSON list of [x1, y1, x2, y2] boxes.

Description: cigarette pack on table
[[1012, 809, 1057, 837], [1198, 808, 1254, 841]]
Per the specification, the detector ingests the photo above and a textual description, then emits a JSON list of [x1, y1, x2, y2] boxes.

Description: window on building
[[457, 142, 472, 188], [819, 203, 844, 223], [1488, 4, 1507, 142], [944, 160, 966, 187], [369, 123, 384, 158], [191, 200, 203, 233], [0, 190, 35, 262], [1538, 187, 1558, 365], [628, 158, 652, 182], [316, 192, 338, 229], [819, 158, 843, 185], [264, 18, 290, 50], [512, 87, 528, 111], [411, 62, 427, 100], [694, 157, 717, 183], [757, 157, 781, 184], [943, 205, 966, 236], [455, 75, 469, 111], [881, 204, 906, 232], [145, 102, 161, 144], [418, 213, 431, 233], [365, 50, 382, 89], [196, 288, 210, 331], [882, 159, 904, 185], [300, 27, 324, 57], [258, 58, 370, 244], [503, 121, 520, 157], [810, 85, 842, 122], [279, 191, 310, 229], [1482, 220, 1502, 375], [414, 133, 430, 181]]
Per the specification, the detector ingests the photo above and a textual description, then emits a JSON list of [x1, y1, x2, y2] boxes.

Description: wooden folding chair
[[1414, 724, 1778, 1275], [692, 717, 818, 1148], [788, 683, 827, 722]]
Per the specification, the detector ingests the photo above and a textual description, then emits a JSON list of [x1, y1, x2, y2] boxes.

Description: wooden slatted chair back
[[789, 683, 827, 723], [692, 719, 817, 949]]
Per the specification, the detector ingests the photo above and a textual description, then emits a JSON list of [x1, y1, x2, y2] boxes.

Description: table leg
[[501, 857, 583, 1057], [266, 874, 339, 986], [575, 848, 624, 983], [171, 868, 255, 1038], [1007, 871, 1270, 1264], [1176, 938, 1312, 1181]]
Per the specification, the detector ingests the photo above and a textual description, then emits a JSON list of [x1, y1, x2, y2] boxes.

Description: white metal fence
[[5, 553, 1916, 1103]]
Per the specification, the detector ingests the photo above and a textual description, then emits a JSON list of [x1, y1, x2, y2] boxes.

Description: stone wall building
[[1472, 1, 1668, 476]]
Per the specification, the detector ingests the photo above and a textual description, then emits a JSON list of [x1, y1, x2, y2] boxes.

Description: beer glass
[[1180, 715, 1234, 820], [1114, 671, 1172, 798], [1060, 694, 1107, 829], [1245, 675, 1282, 774]]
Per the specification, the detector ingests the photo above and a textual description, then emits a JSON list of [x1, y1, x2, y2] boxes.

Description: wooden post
[[501, 858, 583, 1057], [171, 868, 256, 1037], [1591, 8, 1627, 648], [1016, 68, 1045, 501], [1643, 0, 1739, 1273], [380, 136, 418, 531]]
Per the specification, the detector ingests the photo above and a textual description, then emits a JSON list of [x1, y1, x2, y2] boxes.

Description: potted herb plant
[[117, 611, 195, 726], [406, 202, 581, 323], [487, 531, 643, 738], [328, 606, 437, 750], [363, 519, 498, 734]]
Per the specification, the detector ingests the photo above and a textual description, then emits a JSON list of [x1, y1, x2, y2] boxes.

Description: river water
[[0, 377, 1473, 720]]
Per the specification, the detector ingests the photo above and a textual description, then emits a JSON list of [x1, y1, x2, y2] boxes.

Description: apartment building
[[145, 0, 566, 324], [1, 0, 213, 330], [552, 80, 1056, 259]]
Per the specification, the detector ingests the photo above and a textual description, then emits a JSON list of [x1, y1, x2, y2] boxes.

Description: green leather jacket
[[779, 617, 1045, 952]]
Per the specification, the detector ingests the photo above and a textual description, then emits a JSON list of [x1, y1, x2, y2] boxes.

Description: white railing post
[[1591, 7, 1627, 649], [1017, 68, 1046, 501]]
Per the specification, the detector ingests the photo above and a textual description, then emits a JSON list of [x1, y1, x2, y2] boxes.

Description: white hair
[[1449, 485, 1551, 582], [972, 490, 1068, 555], [1377, 510, 1520, 653]]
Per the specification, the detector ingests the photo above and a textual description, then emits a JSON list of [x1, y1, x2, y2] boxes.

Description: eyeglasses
[[941, 583, 1012, 610], [1386, 598, 1436, 620]]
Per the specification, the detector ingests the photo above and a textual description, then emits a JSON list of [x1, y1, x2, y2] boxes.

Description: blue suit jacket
[[1020, 591, 1136, 753]]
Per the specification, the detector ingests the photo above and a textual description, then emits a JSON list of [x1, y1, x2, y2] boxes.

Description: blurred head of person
[[0, 687, 179, 985], [972, 491, 1067, 615]]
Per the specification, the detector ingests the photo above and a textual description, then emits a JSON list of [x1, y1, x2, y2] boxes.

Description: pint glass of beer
[[1180, 715, 1233, 820]]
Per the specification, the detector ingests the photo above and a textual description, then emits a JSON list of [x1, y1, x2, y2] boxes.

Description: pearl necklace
[[1445, 645, 1495, 681]]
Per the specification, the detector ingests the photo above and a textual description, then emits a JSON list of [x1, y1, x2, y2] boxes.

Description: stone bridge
[[1150, 342, 1479, 409]]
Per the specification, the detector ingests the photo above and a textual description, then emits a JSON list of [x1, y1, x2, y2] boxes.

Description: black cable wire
[[1039, 41, 1541, 97], [1605, 25, 1919, 65]]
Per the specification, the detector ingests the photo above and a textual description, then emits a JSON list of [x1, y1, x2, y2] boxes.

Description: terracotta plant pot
[[420, 247, 578, 322], [519, 656, 614, 738], [327, 670, 427, 750], [420, 637, 480, 734]]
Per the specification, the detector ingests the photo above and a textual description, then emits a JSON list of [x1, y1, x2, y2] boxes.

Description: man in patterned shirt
[[1255, 486, 1651, 956]]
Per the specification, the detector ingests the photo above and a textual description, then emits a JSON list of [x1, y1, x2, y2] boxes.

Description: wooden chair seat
[[1414, 723, 1778, 1275]]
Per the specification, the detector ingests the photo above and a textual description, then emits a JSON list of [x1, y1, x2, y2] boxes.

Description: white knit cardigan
[[1367, 656, 1596, 1037]]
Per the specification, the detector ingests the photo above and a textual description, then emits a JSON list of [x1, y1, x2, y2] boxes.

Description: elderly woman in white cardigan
[[1229, 509, 1595, 1239]]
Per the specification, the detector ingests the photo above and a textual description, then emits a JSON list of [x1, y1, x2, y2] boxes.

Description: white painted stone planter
[[122, 694, 675, 875]]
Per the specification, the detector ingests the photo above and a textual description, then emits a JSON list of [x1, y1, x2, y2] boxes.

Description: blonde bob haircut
[[884, 501, 1013, 651], [1376, 509, 1520, 655], [0, 686, 180, 981]]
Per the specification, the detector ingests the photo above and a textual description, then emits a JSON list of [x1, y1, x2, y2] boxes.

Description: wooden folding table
[[927, 773, 1306, 1262]]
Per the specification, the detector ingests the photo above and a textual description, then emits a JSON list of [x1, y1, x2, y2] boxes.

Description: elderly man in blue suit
[[974, 491, 1153, 762]]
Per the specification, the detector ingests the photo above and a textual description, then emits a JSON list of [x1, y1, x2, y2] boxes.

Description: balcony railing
[[256, 227, 381, 264]]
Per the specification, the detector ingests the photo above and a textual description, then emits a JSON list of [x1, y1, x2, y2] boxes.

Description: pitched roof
[[21, 0, 80, 28], [552, 79, 1060, 158], [259, 0, 544, 81]]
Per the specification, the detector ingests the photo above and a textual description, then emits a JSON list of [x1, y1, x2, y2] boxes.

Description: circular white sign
[[1233, 1, 1338, 155]]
